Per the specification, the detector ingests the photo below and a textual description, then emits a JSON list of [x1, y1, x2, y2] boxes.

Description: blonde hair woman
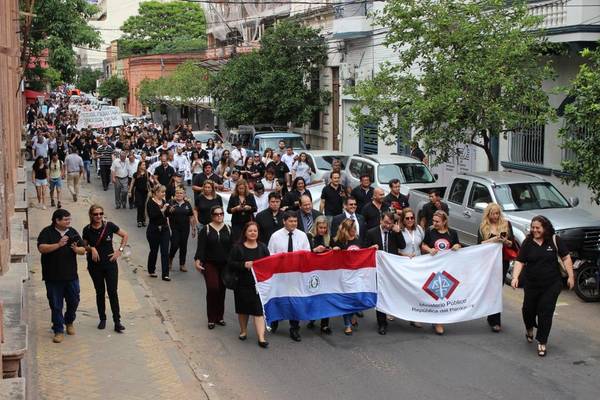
[[477, 203, 514, 332]]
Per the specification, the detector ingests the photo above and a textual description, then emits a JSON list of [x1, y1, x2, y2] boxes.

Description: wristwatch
[[119, 247, 124, 252]]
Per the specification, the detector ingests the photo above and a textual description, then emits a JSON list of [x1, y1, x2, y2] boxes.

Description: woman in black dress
[[421, 210, 461, 335], [146, 185, 171, 281], [282, 177, 312, 211], [331, 218, 364, 335], [195, 205, 231, 329], [196, 180, 223, 229], [82, 204, 128, 332], [228, 222, 269, 348], [129, 161, 152, 227], [306, 215, 333, 334], [166, 187, 196, 272], [511, 215, 574, 357], [227, 179, 257, 242]]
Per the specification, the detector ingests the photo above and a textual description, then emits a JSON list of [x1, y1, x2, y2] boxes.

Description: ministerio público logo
[[422, 271, 460, 301]]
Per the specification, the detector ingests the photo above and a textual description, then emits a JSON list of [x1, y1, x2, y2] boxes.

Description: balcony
[[529, 0, 600, 42], [332, 1, 372, 39]]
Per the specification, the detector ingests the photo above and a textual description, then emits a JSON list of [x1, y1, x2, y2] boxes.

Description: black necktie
[[384, 231, 389, 253], [288, 231, 294, 252]]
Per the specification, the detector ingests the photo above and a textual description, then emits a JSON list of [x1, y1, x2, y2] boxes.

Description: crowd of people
[[31, 95, 575, 356]]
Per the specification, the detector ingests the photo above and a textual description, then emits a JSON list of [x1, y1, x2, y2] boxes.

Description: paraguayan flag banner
[[252, 249, 377, 326], [376, 243, 503, 324]]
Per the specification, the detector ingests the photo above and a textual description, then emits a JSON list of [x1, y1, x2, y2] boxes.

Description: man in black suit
[[330, 196, 366, 241], [363, 211, 406, 335], [296, 195, 321, 233], [255, 192, 284, 244]]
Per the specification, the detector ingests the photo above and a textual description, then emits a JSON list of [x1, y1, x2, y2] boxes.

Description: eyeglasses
[[92, 212, 104, 216], [212, 212, 224, 216]]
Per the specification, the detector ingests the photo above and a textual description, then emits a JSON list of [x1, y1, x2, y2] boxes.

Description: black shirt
[[229, 243, 270, 287], [192, 173, 223, 205], [331, 237, 362, 250], [361, 202, 388, 230], [255, 209, 284, 244], [196, 194, 223, 225], [308, 233, 330, 251], [37, 226, 83, 281], [154, 164, 175, 187], [351, 186, 374, 214], [423, 228, 460, 251], [81, 143, 93, 161], [147, 199, 168, 226], [33, 163, 48, 179], [82, 222, 120, 267], [227, 194, 257, 227], [384, 192, 410, 213], [320, 184, 346, 216], [167, 200, 194, 228], [516, 236, 568, 288], [195, 224, 232, 264], [282, 189, 312, 211], [419, 201, 450, 228], [271, 161, 289, 181], [133, 172, 150, 193]]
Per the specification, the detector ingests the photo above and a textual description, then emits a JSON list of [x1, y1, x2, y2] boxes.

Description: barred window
[[508, 124, 545, 166], [562, 125, 591, 163]]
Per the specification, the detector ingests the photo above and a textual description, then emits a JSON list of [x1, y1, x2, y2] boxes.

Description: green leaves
[[559, 46, 600, 201], [76, 67, 103, 93], [350, 0, 555, 170], [118, 1, 206, 58], [209, 21, 330, 127], [98, 76, 129, 103]]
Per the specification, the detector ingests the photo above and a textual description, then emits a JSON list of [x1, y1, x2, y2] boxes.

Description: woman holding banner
[[306, 216, 333, 334], [227, 222, 270, 348], [477, 203, 515, 333], [421, 210, 461, 335], [399, 208, 425, 329], [511, 216, 574, 357]]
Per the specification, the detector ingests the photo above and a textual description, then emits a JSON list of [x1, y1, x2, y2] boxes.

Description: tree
[[118, 1, 206, 58], [348, 0, 556, 170], [210, 21, 330, 127], [21, 0, 101, 83], [559, 46, 600, 201], [99, 76, 129, 104], [76, 67, 103, 93]]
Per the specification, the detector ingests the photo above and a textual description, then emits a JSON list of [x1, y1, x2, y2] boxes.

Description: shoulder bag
[[552, 235, 569, 278]]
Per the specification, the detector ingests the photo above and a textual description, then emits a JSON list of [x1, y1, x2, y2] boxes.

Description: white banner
[[77, 108, 123, 129], [376, 244, 502, 324]]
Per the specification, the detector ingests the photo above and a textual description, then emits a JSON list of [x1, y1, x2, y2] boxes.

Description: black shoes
[[258, 340, 269, 348], [216, 320, 226, 326], [208, 323, 215, 330], [320, 326, 332, 335], [162, 276, 171, 282], [114, 322, 126, 333], [238, 333, 247, 340], [307, 321, 315, 329], [149, 273, 158, 278], [137, 222, 142, 228], [378, 326, 387, 335], [289, 329, 301, 342], [97, 320, 106, 330], [270, 321, 279, 333]]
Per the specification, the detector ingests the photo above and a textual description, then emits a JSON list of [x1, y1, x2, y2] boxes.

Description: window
[[492, 182, 570, 211], [509, 124, 545, 166], [562, 125, 591, 163], [348, 160, 374, 180], [448, 178, 469, 205], [377, 163, 435, 185], [467, 182, 492, 210]]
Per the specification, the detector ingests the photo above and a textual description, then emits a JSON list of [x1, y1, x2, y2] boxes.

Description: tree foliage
[[559, 46, 600, 201], [22, 0, 101, 83], [210, 20, 330, 127], [348, 0, 556, 170], [76, 67, 103, 93], [99, 76, 129, 103], [118, 1, 206, 58], [137, 61, 210, 108]]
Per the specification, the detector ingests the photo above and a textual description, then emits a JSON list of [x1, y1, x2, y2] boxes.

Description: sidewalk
[[25, 180, 208, 400]]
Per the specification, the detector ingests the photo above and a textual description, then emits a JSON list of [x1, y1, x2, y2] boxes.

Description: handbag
[[502, 244, 518, 261], [221, 261, 239, 290], [552, 235, 569, 278]]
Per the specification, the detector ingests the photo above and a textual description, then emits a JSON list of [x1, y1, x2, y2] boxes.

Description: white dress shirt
[[281, 152, 297, 170], [231, 148, 246, 166], [268, 227, 311, 254], [254, 192, 269, 214], [110, 158, 129, 178], [344, 211, 360, 236], [126, 159, 139, 178]]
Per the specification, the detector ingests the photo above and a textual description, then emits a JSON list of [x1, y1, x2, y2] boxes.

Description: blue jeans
[[83, 160, 91, 182], [343, 313, 354, 328], [45, 280, 80, 333]]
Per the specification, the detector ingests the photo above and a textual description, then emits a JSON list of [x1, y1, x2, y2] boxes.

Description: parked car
[[303, 150, 349, 182], [249, 132, 306, 154], [192, 130, 225, 145], [345, 154, 440, 195], [230, 125, 289, 148]]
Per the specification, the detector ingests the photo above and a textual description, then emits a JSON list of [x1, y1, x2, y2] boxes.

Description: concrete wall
[[0, 0, 23, 272]]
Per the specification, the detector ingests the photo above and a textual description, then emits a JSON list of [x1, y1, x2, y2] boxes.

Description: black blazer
[[331, 212, 366, 241], [363, 226, 406, 255], [296, 209, 322, 233]]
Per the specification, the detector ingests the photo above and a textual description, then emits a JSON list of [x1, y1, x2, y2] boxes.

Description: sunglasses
[[404, 216, 415, 220], [212, 212, 224, 216], [92, 212, 104, 216]]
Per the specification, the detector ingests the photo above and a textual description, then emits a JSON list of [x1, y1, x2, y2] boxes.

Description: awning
[[23, 89, 47, 104]]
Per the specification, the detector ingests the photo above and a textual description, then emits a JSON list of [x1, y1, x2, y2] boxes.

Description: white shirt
[[231, 148, 246, 166], [261, 177, 278, 191], [32, 137, 49, 158], [64, 153, 84, 173], [344, 211, 360, 236], [268, 227, 311, 255], [126, 159, 139, 178], [173, 153, 189, 173], [254, 192, 269, 214], [401, 226, 425, 256], [111, 158, 129, 178], [281, 152, 297, 170]]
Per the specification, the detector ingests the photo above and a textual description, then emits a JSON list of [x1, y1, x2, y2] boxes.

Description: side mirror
[[306, 143, 311, 150], [569, 196, 579, 207], [433, 173, 439, 181], [474, 202, 488, 211]]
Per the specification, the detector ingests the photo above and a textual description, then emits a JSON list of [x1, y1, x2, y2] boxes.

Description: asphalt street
[[87, 177, 600, 400]]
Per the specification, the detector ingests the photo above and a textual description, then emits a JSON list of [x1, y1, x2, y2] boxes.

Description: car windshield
[[492, 182, 570, 211], [260, 137, 305, 151], [378, 163, 435, 184], [193, 133, 218, 143], [313, 155, 348, 171]]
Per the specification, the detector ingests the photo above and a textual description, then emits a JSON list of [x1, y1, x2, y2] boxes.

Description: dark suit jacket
[[363, 226, 406, 255], [255, 209, 284, 244], [330, 212, 366, 242], [296, 209, 322, 233]]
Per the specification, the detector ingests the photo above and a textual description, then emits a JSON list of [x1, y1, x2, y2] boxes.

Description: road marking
[[556, 302, 569, 307]]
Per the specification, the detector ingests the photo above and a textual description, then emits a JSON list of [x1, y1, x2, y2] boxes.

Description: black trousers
[[135, 190, 147, 223], [522, 280, 562, 344], [146, 224, 170, 277], [376, 310, 388, 327], [169, 225, 190, 266], [99, 165, 111, 189], [487, 261, 509, 327], [88, 263, 120, 322], [127, 177, 135, 207]]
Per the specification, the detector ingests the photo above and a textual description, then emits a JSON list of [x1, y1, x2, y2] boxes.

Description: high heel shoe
[[525, 332, 534, 343], [238, 333, 247, 341], [537, 343, 546, 357], [258, 340, 269, 348]]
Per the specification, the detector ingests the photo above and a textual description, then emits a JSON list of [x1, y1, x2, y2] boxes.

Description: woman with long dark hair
[[306, 216, 333, 334], [195, 205, 231, 329], [282, 177, 311, 211], [511, 215, 574, 357], [227, 179, 257, 242], [32, 155, 49, 209], [129, 161, 152, 227], [227, 221, 269, 348], [146, 185, 171, 281], [82, 204, 128, 332]]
